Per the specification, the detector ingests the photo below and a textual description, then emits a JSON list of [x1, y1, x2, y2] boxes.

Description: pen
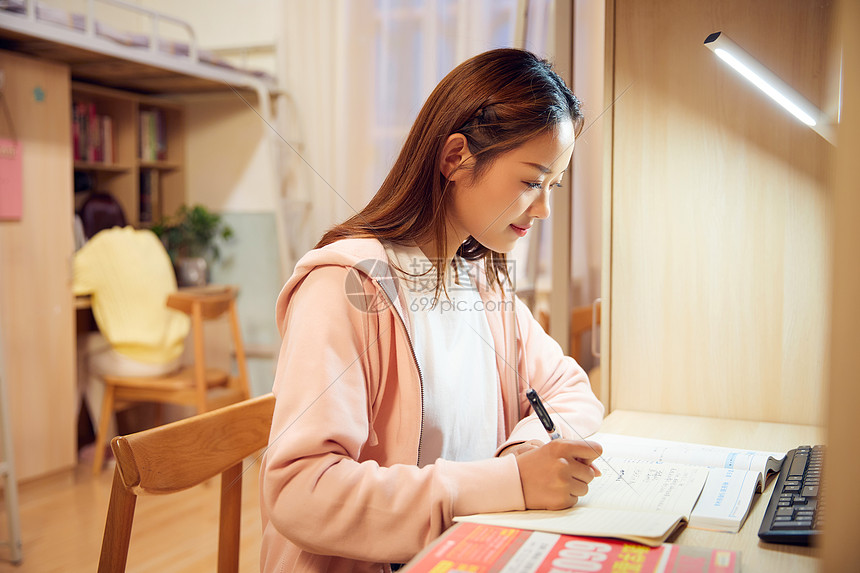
[[526, 389, 561, 440]]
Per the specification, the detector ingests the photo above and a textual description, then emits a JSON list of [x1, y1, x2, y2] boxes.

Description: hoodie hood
[[275, 238, 408, 337]]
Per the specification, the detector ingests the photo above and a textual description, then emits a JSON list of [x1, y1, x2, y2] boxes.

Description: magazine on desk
[[455, 433, 786, 545], [403, 522, 739, 573]]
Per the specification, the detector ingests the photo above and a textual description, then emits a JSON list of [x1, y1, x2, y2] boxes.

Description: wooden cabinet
[[0, 49, 76, 481], [72, 82, 185, 226]]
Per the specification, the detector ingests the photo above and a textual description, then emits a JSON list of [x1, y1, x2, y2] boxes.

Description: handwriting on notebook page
[[587, 458, 708, 515]]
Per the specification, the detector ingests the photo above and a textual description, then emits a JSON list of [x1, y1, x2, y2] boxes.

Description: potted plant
[[151, 204, 234, 286]]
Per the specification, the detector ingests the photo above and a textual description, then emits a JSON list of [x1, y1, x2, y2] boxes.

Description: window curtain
[[277, 0, 555, 267]]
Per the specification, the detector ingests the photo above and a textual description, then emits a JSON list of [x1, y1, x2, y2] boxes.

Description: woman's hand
[[514, 440, 603, 510]]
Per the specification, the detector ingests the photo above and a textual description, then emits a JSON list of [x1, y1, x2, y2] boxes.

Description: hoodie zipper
[[374, 277, 426, 468], [401, 317, 426, 467]]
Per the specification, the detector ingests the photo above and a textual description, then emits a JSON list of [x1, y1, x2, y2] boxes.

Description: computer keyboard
[[758, 445, 824, 545]]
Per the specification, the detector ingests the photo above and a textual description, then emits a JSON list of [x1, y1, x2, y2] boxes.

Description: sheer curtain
[[278, 0, 555, 268]]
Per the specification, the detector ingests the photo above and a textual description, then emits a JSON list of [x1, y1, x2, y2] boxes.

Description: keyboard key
[[772, 521, 811, 529], [788, 454, 808, 478], [802, 485, 819, 498]]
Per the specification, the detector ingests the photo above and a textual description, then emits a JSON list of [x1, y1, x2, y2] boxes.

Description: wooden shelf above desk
[[138, 159, 181, 171], [74, 161, 132, 173]]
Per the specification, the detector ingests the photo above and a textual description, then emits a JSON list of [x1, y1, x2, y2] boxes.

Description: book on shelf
[[139, 110, 151, 161], [455, 434, 785, 546], [101, 115, 113, 164], [139, 109, 167, 162], [139, 169, 159, 224], [72, 101, 114, 164], [403, 522, 739, 573]]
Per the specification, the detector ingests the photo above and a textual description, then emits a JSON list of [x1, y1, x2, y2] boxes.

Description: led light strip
[[704, 31, 835, 144]]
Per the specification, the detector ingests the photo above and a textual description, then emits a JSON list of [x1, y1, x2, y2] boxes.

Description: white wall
[[180, 92, 278, 213]]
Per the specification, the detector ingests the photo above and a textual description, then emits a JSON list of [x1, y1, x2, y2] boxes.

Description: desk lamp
[[704, 31, 836, 145]]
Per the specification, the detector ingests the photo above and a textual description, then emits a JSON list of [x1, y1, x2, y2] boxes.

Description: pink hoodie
[[259, 238, 604, 573]]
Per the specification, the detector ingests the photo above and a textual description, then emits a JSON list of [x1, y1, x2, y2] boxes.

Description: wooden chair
[[570, 301, 602, 401], [97, 393, 275, 573], [536, 301, 601, 363], [538, 301, 603, 399], [93, 285, 251, 475], [569, 301, 601, 365]]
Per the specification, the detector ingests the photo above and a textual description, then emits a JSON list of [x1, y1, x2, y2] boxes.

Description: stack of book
[[72, 101, 113, 163]]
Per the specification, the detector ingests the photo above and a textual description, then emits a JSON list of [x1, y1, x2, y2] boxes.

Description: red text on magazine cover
[[405, 522, 737, 573]]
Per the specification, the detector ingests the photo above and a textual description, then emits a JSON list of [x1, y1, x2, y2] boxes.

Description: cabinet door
[[0, 50, 76, 481]]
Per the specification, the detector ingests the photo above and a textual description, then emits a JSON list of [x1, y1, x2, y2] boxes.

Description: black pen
[[526, 389, 561, 440]]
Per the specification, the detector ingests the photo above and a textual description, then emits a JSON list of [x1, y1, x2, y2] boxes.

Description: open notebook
[[455, 433, 785, 546], [595, 433, 785, 532]]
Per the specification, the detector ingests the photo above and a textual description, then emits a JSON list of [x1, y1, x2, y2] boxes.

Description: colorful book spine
[[70, 101, 114, 164], [138, 109, 167, 162]]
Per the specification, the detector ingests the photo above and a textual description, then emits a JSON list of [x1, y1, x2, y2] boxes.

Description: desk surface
[[600, 410, 824, 573]]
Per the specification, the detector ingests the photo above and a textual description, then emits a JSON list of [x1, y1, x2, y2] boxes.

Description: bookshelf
[[71, 82, 185, 227]]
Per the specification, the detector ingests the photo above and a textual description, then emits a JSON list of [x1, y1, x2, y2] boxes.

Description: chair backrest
[[98, 393, 275, 573], [569, 301, 601, 364]]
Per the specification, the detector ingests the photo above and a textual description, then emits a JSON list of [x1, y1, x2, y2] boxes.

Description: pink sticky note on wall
[[0, 138, 22, 220]]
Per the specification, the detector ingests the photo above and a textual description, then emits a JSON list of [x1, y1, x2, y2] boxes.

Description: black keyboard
[[758, 445, 824, 545]]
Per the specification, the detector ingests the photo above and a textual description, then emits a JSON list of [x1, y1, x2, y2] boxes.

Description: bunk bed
[[0, 0, 293, 280], [0, 0, 279, 95]]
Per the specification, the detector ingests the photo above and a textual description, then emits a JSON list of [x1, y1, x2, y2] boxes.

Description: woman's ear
[[438, 133, 472, 180]]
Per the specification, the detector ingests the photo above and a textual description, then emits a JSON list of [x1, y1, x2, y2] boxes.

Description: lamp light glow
[[712, 47, 816, 126], [704, 31, 834, 144]]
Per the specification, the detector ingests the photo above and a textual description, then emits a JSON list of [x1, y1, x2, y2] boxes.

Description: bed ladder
[[0, 318, 23, 564]]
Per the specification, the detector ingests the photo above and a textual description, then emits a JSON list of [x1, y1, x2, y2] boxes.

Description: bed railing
[[17, 0, 200, 63]]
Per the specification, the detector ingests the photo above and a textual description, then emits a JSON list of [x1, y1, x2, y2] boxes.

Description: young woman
[[260, 48, 604, 573]]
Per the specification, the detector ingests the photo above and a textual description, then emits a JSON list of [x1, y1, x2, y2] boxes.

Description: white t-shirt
[[385, 243, 499, 467]]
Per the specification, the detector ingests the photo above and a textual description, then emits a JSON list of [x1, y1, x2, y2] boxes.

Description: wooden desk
[[400, 411, 825, 572], [601, 410, 823, 573]]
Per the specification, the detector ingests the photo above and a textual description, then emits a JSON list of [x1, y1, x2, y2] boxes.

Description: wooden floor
[[0, 452, 263, 572]]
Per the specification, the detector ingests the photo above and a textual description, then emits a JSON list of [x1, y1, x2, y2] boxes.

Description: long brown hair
[[317, 48, 583, 292]]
